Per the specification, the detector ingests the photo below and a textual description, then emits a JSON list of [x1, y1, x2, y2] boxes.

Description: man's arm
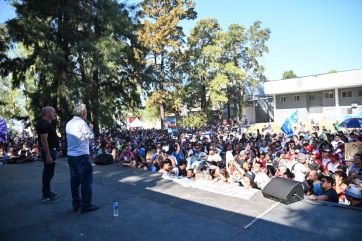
[[82, 122, 94, 140], [309, 194, 329, 201], [40, 133, 53, 163]]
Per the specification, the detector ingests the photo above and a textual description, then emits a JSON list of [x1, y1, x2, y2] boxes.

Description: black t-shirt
[[36, 119, 59, 150], [322, 188, 339, 203]]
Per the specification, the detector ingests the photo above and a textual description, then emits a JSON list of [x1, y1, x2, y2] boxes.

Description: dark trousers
[[68, 155, 93, 208], [41, 150, 58, 198]]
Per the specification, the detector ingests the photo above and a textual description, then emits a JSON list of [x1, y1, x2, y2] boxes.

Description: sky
[[1, 0, 362, 80]]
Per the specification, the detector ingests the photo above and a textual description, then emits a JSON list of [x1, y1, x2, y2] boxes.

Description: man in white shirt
[[292, 153, 309, 182], [66, 103, 99, 213]]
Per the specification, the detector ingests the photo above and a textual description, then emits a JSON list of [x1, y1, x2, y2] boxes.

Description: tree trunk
[[55, 0, 71, 129], [91, 69, 100, 137], [159, 53, 165, 129], [238, 87, 244, 121]]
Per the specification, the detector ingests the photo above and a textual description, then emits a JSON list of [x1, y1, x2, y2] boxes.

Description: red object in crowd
[[306, 145, 314, 153]]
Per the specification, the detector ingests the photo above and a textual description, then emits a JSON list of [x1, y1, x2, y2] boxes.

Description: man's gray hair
[[42, 106, 54, 116], [73, 103, 87, 116]]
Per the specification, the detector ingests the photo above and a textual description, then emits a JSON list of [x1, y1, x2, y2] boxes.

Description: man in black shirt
[[309, 176, 339, 203], [36, 106, 59, 202]]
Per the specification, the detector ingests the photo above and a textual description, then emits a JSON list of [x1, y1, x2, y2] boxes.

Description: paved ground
[[0, 159, 361, 241]]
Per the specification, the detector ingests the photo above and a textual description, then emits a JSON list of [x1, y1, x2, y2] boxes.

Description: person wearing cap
[[345, 184, 362, 207], [325, 153, 343, 173], [305, 145, 314, 154], [347, 154, 361, 176], [321, 148, 332, 168], [291, 153, 310, 182], [240, 171, 257, 189]]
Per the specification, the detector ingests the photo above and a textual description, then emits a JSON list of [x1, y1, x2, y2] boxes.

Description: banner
[[290, 111, 299, 124], [127, 117, 142, 129], [165, 116, 177, 135], [345, 142, 362, 161], [0, 117, 7, 143], [281, 118, 294, 137]]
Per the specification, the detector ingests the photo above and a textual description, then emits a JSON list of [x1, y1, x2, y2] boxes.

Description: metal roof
[[264, 69, 362, 95]]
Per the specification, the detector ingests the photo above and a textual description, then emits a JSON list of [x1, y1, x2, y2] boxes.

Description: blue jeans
[[42, 149, 58, 198], [68, 155, 93, 208]]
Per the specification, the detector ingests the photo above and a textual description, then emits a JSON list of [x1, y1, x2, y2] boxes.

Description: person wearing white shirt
[[292, 154, 309, 182], [253, 161, 270, 190], [331, 135, 344, 150], [66, 103, 98, 213]]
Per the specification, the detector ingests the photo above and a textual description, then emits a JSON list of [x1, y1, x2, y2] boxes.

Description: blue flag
[[290, 111, 299, 124], [281, 119, 294, 137], [0, 117, 7, 143]]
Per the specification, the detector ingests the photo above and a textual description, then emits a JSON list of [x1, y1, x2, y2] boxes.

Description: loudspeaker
[[262, 177, 304, 205], [94, 154, 113, 165]]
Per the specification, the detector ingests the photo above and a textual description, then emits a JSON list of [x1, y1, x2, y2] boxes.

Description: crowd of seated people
[[86, 122, 362, 207], [0, 134, 40, 164]]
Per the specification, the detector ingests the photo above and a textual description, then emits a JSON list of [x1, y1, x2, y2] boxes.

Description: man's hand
[[45, 154, 53, 164], [309, 194, 317, 200], [89, 123, 94, 130]]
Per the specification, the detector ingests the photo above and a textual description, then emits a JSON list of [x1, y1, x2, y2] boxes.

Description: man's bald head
[[42, 106, 57, 122]]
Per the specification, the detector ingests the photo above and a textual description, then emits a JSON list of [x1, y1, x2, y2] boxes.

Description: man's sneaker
[[81, 204, 99, 213], [41, 196, 59, 203], [50, 192, 59, 198], [73, 206, 81, 212]]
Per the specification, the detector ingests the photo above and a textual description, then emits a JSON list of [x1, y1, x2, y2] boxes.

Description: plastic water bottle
[[113, 201, 119, 217]]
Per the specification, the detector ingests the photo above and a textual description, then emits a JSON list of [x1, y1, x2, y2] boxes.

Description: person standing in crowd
[[66, 103, 99, 213], [36, 106, 59, 202], [292, 153, 309, 182]]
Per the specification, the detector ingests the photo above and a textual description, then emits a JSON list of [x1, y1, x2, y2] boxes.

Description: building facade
[[264, 69, 362, 124]]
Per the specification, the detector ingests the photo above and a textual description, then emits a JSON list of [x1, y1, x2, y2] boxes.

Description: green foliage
[[138, 0, 196, 123], [184, 19, 270, 118], [1, 0, 148, 134], [328, 69, 337, 73], [282, 70, 297, 79], [0, 76, 27, 118], [178, 112, 207, 128]]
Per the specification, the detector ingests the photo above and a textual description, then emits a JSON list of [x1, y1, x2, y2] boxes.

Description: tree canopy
[[0, 0, 271, 131], [282, 70, 297, 79]]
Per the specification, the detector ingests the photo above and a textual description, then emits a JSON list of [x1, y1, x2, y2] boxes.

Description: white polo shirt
[[66, 116, 94, 156]]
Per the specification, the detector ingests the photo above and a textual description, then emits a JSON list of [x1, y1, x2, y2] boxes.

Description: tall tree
[[1, 0, 148, 136], [185, 18, 221, 113], [184, 20, 270, 120], [137, 0, 196, 127]]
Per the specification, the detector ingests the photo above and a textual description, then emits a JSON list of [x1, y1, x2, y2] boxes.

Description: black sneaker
[[50, 192, 59, 198], [42, 196, 59, 203], [81, 204, 99, 213], [73, 206, 81, 212]]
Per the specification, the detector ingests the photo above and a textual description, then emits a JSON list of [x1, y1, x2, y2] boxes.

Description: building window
[[294, 95, 300, 101], [308, 95, 315, 101], [280, 96, 286, 103], [324, 92, 334, 99], [359, 90, 362, 96], [341, 90, 352, 98]]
